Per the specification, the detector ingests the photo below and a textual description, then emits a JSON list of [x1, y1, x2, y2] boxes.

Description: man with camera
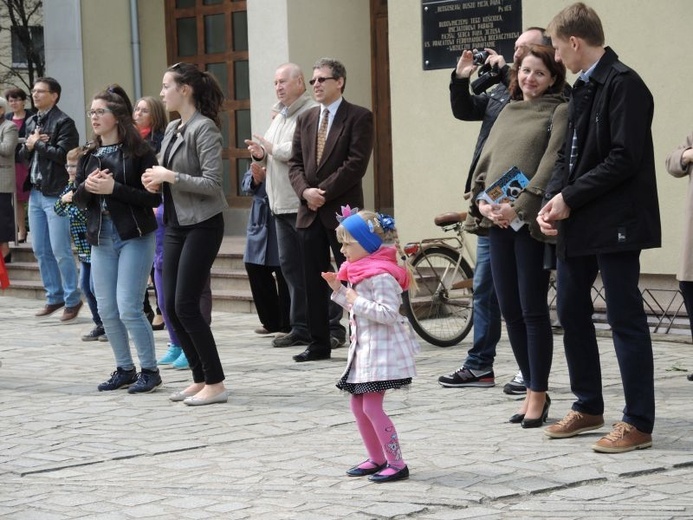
[[438, 27, 548, 392]]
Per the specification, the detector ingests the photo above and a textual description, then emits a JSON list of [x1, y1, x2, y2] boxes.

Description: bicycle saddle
[[434, 212, 468, 227]]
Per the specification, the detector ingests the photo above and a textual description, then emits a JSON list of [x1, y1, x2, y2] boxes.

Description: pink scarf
[[337, 246, 409, 290]]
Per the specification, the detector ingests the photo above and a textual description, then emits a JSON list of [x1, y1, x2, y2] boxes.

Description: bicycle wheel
[[403, 246, 473, 347]]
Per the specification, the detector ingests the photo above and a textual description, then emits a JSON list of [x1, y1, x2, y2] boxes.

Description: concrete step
[[2, 236, 256, 314]]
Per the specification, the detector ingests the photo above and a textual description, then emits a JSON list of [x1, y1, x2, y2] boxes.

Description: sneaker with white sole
[[127, 369, 162, 394], [438, 367, 495, 388], [503, 371, 527, 395]]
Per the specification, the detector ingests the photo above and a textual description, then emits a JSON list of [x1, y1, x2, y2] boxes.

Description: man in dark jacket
[[438, 28, 547, 393], [20, 77, 81, 321], [538, 3, 660, 453]]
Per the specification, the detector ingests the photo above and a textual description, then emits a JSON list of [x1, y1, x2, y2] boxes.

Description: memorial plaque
[[422, 0, 522, 70]]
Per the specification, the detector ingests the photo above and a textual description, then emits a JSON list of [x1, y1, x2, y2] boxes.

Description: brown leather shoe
[[544, 410, 604, 438], [60, 301, 83, 322], [36, 302, 65, 317], [592, 422, 652, 453]]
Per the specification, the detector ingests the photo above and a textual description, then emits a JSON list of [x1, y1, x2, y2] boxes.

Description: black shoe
[[330, 336, 346, 349], [438, 367, 495, 388], [521, 394, 551, 429], [272, 332, 310, 348], [127, 368, 162, 394], [688, 373, 693, 381], [368, 465, 409, 483], [509, 413, 525, 424], [293, 349, 331, 362], [81, 326, 106, 342], [346, 460, 387, 477], [503, 372, 527, 395], [98, 367, 138, 391]]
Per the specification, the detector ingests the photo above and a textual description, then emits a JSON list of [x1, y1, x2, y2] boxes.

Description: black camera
[[472, 49, 490, 66], [471, 63, 501, 94]]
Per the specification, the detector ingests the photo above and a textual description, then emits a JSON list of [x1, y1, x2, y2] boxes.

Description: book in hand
[[478, 166, 529, 231]]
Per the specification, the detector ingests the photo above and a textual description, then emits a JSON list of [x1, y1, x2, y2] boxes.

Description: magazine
[[478, 166, 529, 231]]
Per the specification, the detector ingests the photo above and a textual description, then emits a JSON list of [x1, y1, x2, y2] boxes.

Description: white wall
[[43, 0, 86, 142]]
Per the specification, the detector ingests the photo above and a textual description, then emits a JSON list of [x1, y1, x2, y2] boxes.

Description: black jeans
[[679, 280, 693, 342], [245, 262, 290, 333], [163, 213, 224, 384], [298, 218, 347, 353], [556, 250, 655, 433], [489, 226, 552, 391]]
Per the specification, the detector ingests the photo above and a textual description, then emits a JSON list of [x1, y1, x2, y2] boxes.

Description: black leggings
[[163, 213, 224, 384]]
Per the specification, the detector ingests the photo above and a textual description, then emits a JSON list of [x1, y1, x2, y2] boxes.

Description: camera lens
[[472, 50, 490, 66]]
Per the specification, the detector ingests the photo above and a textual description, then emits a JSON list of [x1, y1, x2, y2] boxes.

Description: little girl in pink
[[322, 207, 420, 483]]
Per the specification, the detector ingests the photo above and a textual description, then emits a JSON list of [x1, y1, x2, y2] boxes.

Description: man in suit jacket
[[288, 58, 374, 362]]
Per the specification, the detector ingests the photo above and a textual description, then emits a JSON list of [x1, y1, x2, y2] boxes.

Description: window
[[11, 26, 44, 69]]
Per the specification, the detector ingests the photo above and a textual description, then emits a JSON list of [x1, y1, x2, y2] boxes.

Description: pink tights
[[350, 392, 405, 474]]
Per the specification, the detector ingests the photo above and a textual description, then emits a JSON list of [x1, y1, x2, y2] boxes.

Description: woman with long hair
[[4, 87, 32, 243], [73, 84, 162, 394], [134, 96, 168, 154], [142, 62, 228, 406]]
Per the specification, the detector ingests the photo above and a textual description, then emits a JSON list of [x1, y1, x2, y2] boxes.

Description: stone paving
[[1, 294, 693, 519]]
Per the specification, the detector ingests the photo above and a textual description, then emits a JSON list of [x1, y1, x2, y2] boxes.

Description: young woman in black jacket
[[74, 84, 162, 395]]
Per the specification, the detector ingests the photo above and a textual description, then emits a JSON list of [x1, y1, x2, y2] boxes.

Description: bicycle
[[402, 211, 475, 347]]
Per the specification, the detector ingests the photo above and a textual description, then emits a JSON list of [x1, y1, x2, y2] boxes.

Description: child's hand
[[345, 287, 359, 305], [321, 271, 342, 292], [61, 191, 73, 203]]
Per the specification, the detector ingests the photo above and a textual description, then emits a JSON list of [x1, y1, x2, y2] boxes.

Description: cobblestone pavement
[[1, 294, 692, 519]]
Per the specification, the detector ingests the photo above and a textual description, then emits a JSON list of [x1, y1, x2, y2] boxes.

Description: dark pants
[[245, 262, 290, 333], [298, 218, 347, 354], [679, 281, 693, 342], [489, 227, 552, 391], [163, 214, 225, 385], [556, 250, 655, 433], [79, 260, 101, 327]]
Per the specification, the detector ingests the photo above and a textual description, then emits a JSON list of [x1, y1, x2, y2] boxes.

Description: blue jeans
[[463, 235, 502, 371], [91, 217, 157, 371], [80, 261, 101, 327], [28, 189, 81, 307]]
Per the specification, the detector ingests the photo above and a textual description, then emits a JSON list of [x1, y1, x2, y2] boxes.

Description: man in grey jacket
[[245, 63, 318, 348]]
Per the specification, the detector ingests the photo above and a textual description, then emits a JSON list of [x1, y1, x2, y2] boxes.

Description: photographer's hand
[[485, 48, 506, 70], [455, 50, 477, 79]]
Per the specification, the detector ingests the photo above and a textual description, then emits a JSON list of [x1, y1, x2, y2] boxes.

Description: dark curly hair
[[167, 62, 225, 127], [84, 84, 151, 158]]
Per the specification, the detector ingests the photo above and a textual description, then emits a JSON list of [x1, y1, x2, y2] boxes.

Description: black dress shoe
[[368, 464, 409, 483], [688, 373, 693, 381], [509, 413, 525, 424], [293, 349, 331, 362], [521, 394, 551, 429], [346, 460, 387, 477]]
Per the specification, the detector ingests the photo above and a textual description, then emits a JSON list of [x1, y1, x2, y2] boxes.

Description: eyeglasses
[[31, 89, 51, 95], [309, 77, 336, 86], [86, 108, 113, 118]]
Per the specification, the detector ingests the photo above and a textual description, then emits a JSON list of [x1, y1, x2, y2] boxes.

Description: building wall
[[389, 0, 692, 277]]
